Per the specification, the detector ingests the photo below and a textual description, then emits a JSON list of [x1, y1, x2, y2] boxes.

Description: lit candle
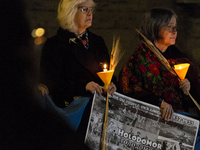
[[103, 64, 108, 72], [174, 63, 190, 81]]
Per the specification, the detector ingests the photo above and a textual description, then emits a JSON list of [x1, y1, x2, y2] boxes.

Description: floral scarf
[[119, 42, 194, 111]]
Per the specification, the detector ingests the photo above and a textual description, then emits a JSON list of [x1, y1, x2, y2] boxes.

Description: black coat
[[40, 28, 110, 107]]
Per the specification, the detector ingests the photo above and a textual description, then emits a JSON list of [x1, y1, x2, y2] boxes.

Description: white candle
[[103, 64, 107, 72]]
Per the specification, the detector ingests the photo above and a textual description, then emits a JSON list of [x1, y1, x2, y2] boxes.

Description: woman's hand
[[86, 81, 102, 95], [103, 82, 117, 96], [85, 81, 116, 96], [160, 100, 174, 121], [38, 84, 49, 96], [179, 78, 190, 95]]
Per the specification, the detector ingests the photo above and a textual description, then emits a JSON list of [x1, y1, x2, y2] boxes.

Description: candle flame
[[103, 64, 108, 72], [104, 64, 107, 69], [174, 63, 190, 80]]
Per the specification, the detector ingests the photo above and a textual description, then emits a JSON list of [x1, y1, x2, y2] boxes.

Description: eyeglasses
[[78, 6, 94, 14], [165, 25, 178, 33]]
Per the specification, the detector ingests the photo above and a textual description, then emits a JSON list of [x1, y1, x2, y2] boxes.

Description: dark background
[[23, 0, 200, 79]]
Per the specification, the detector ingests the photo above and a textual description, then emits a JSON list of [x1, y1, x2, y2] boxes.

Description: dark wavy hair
[[140, 8, 177, 42]]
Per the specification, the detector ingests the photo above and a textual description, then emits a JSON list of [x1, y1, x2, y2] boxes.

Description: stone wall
[[24, 0, 200, 78]]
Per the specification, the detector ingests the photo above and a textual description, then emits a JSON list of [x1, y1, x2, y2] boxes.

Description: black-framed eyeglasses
[[78, 6, 94, 14], [165, 25, 178, 33]]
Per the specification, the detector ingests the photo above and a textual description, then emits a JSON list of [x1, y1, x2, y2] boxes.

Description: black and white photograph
[[85, 92, 199, 150]]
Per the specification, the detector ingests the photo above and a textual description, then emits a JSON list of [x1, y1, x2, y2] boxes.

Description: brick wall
[[24, 0, 200, 78]]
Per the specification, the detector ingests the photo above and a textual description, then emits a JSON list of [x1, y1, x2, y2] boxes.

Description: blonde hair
[[57, 0, 95, 33]]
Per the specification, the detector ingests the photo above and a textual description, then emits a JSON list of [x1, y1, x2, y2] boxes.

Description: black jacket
[[40, 28, 110, 107]]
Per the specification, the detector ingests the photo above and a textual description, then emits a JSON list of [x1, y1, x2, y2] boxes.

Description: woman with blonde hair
[[39, 0, 117, 139], [39, 0, 116, 108], [57, 0, 95, 34]]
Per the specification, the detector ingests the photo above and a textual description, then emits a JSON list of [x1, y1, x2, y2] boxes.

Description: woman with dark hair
[[119, 8, 200, 149], [119, 8, 200, 121]]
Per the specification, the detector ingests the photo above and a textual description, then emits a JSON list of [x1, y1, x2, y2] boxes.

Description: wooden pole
[[188, 93, 200, 111], [136, 28, 200, 112], [101, 92, 109, 150]]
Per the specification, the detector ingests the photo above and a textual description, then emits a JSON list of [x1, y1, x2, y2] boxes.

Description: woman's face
[[75, 1, 93, 34], [157, 16, 177, 48]]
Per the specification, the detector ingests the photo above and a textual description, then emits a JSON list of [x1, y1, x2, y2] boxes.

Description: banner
[[84, 92, 199, 150]]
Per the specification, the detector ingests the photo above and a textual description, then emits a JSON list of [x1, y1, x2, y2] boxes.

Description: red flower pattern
[[145, 53, 152, 62], [149, 64, 160, 75], [138, 64, 147, 74], [119, 42, 195, 111]]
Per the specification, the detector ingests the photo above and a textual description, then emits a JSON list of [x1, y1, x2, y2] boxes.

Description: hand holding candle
[[97, 64, 116, 95], [174, 63, 190, 95], [97, 63, 115, 150], [174, 63, 200, 111], [97, 37, 121, 150], [179, 79, 190, 95]]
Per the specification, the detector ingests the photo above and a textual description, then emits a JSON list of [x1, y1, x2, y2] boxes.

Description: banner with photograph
[[84, 92, 199, 150]]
